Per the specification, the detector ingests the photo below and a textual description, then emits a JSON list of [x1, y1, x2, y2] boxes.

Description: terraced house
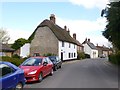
[[29, 14, 81, 61]]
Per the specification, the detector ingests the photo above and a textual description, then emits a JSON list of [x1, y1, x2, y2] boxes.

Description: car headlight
[[28, 70, 37, 75]]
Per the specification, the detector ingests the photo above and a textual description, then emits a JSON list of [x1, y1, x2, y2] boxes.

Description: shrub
[[43, 53, 56, 56], [108, 51, 120, 65], [12, 54, 21, 58], [77, 52, 85, 60], [1, 56, 25, 66]]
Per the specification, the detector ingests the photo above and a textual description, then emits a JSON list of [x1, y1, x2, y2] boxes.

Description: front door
[[61, 52, 63, 61]]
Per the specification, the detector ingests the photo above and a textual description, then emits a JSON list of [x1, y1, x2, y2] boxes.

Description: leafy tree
[[102, 1, 120, 51], [0, 28, 10, 44], [11, 38, 28, 50]]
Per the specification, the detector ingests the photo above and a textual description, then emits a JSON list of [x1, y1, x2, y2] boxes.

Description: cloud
[[7, 28, 32, 44], [56, 17, 109, 46], [110, 0, 120, 2], [69, 0, 109, 9], [7, 16, 109, 47]]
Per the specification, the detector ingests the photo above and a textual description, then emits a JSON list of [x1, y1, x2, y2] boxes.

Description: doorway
[[61, 52, 63, 61]]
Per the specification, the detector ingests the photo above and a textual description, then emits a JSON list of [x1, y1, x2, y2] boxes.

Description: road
[[24, 58, 119, 88]]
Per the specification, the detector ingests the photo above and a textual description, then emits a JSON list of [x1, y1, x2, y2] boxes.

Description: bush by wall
[[43, 53, 56, 56], [109, 51, 120, 65], [1, 56, 25, 66], [12, 54, 21, 59], [77, 52, 85, 60]]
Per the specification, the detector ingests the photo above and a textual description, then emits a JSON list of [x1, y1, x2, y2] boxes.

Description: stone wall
[[30, 26, 58, 56]]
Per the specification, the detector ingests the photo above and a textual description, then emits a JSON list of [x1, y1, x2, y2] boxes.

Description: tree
[[102, 1, 120, 51], [0, 28, 10, 44], [11, 38, 28, 50]]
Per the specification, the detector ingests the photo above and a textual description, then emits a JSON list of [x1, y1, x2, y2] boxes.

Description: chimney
[[97, 43, 98, 46], [73, 33, 76, 40], [50, 14, 56, 24], [88, 38, 90, 42], [64, 25, 67, 30], [67, 28, 70, 34]]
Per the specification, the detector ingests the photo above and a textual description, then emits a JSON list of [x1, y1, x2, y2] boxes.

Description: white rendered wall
[[83, 43, 98, 58], [58, 41, 77, 61], [20, 43, 30, 58]]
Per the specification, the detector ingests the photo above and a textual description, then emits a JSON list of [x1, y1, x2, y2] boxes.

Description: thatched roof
[[0, 44, 15, 52], [96, 46, 112, 51], [29, 19, 78, 45]]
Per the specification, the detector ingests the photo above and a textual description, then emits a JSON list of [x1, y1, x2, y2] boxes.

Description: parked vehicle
[[33, 52, 40, 57], [99, 54, 106, 58], [48, 56, 62, 71], [19, 57, 53, 82], [0, 61, 26, 89]]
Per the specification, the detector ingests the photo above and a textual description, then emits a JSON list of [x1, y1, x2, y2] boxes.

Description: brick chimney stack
[[88, 38, 90, 42], [67, 28, 70, 34], [50, 14, 56, 24], [73, 33, 76, 40], [64, 25, 67, 30]]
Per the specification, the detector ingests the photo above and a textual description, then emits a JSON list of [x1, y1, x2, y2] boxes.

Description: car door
[[57, 56, 62, 66], [42, 58, 48, 77], [1, 64, 18, 89], [46, 57, 53, 74]]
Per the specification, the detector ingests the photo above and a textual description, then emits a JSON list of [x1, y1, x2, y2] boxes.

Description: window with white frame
[[69, 43, 71, 48], [74, 53, 76, 57], [69, 53, 71, 58], [74, 44, 75, 49], [62, 41, 64, 47]]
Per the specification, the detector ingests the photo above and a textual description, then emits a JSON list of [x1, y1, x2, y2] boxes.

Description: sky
[[1, 0, 112, 47]]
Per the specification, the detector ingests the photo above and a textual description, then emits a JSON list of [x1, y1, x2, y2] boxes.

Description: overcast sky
[[1, 0, 113, 46]]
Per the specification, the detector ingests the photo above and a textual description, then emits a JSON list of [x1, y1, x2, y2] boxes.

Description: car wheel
[[50, 68, 53, 76], [15, 83, 23, 90], [54, 66, 57, 71], [59, 65, 61, 68], [39, 73, 43, 82]]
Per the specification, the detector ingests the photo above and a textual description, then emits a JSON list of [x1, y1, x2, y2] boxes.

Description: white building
[[20, 43, 30, 58], [82, 38, 98, 58], [59, 41, 77, 60]]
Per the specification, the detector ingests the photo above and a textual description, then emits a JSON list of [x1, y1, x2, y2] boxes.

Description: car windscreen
[[21, 58, 42, 66]]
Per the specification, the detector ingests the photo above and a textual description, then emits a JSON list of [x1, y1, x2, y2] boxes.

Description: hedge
[[0, 56, 26, 66], [77, 52, 85, 60], [108, 51, 120, 65]]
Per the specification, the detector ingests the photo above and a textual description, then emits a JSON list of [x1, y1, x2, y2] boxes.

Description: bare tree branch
[[0, 28, 10, 44]]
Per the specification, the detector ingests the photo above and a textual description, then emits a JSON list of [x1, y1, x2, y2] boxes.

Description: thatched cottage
[[28, 14, 83, 61]]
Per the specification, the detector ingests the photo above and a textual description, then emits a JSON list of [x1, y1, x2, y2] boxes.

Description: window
[[46, 57, 52, 64], [74, 53, 76, 57], [0, 64, 15, 77], [69, 53, 71, 58], [71, 53, 73, 58], [74, 44, 75, 49], [69, 43, 71, 48], [62, 41, 64, 47]]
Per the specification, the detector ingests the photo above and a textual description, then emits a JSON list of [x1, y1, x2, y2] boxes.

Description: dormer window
[[62, 41, 64, 47], [74, 44, 75, 49], [69, 43, 71, 48]]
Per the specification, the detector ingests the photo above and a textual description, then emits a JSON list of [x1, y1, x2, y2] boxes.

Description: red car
[[19, 57, 53, 82]]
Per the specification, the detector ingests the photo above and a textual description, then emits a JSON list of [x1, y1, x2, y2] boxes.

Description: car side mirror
[[43, 62, 48, 66]]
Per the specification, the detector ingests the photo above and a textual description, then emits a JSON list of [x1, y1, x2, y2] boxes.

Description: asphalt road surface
[[24, 58, 119, 88]]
